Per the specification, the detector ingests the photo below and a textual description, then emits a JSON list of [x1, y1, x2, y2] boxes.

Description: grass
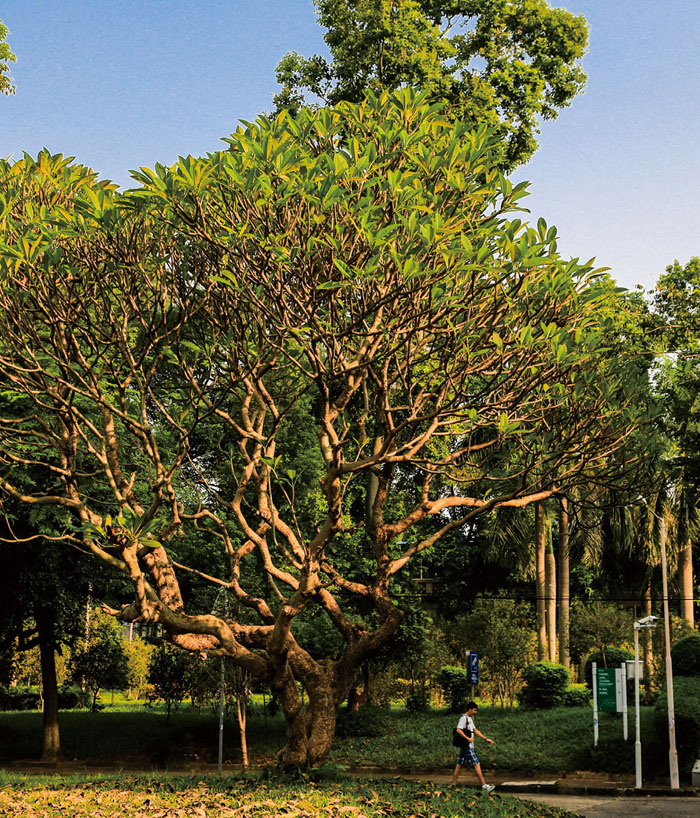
[[0, 771, 582, 818], [0, 704, 663, 779], [327, 706, 662, 776]]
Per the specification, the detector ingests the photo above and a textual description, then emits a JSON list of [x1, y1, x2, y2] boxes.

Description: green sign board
[[596, 667, 618, 713]]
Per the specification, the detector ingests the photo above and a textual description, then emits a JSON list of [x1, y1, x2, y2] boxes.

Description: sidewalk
[[346, 766, 700, 798]]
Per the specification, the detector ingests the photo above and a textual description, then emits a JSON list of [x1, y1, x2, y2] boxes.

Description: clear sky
[[2, 0, 699, 292]]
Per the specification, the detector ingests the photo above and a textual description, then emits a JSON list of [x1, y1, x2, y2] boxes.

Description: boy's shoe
[[481, 784, 495, 793]]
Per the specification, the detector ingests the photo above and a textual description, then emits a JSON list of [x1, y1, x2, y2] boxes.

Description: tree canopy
[[274, 0, 588, 168], [0, 19, 16, 96], [0, 91, 651, 766]]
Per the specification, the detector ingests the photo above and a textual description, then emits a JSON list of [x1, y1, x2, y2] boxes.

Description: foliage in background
[[0, 19, 15, 95], [443, 597, 536, 709], [653, 676, 700, 777], [70, 610, 129, 713], [670, 633, 700, 677], [518, 662, 569, 709], [274, 0, 588, 168]]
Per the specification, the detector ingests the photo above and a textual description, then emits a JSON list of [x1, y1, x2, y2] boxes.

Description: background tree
[[652, 257, 700, 629], [0, 19, 15, 96], [0, 93, 651, 768], [147, 642, 192, 721], [70, 609, 129, 712], [274, 0, 588, 168]]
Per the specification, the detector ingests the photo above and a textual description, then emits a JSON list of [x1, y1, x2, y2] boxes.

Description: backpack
[[452, 727, 471, 748]]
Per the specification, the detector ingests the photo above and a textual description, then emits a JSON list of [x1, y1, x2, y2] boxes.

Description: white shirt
[[457, 714, 475, 739]]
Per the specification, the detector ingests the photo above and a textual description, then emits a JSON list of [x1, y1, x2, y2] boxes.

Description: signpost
[[467, 652, 479, 685], [592, 663, 628, 748]]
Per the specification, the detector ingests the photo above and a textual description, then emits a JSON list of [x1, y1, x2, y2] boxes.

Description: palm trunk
[[642, 583, 653, 698], [37, 608, 60, 762], [545, 540, 557, 663], [557, 496, 570, 670], [679, 538, 694, 628], [535, 502, 547, 661]]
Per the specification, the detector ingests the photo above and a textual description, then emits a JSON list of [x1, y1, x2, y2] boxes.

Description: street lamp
[[633, 615, 657, 788], [637, 498, 680, 789]]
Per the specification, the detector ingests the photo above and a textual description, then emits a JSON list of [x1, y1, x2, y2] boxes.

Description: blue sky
[[2, 0, 699, 292]]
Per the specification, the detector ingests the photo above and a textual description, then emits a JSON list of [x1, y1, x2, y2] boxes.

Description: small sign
[[597, 667, 618, 712], [467, 651, 479, 685]]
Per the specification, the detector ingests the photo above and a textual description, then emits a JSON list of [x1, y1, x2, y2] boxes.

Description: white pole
[[620, 666, 628, 741], [634, 627, 642, 789], [592, 662, 599, 747], [659, 518, 680, 789]]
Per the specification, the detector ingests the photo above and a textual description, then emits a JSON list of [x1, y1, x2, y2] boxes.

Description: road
[[513, 792, 700, 817]]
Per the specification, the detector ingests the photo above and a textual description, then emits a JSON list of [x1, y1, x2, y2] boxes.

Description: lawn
[[0, 772, 582, 818], [0, 703, 660, 779]]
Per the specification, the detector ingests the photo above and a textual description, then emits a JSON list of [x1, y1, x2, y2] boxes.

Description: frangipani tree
[[0, 91, 648, 766]]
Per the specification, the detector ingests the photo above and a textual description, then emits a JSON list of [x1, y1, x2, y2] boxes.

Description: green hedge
[[671, 634, 700, 677], [583, 648, 634, 689], [653, 676, 700, 778], [0, 686, 41, 711], [518, 662, 570, 709], [436, 666, 470, 713], [562, 684, 591, 707]]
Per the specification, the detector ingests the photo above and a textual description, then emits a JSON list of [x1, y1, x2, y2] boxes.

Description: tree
[[652, 258, 700, 629], [70, 609, 129, 712], [0, 19, 15, 96], [274, 0, 588, 168], [0, 93, 650, 767], [147, 642, 192, 721]]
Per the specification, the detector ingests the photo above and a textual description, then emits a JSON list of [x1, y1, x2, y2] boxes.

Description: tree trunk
[[236, 697, 249, 770], [545, 540, 557, 663], [641, 583, 653, 698], [557, 496, 570, 670], [535, 501, 546, 661], [37, 608, 60, 761], [679, 538, 695, 628]]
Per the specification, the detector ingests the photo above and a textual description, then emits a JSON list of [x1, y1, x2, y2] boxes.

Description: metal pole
[[218, 658, 225, 776], [592, 662, 598, 747], [634, 627, 642, 788], [659, 518, 680, 789]]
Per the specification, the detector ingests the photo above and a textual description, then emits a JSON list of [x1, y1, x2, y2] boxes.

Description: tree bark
[[641, 583, 653, 698], [545, 540, 557, 663], [535, 501, 546, 661], [37, 608, 60, 762], [679, 538, 695, 628], [557, 496, 570, 670]]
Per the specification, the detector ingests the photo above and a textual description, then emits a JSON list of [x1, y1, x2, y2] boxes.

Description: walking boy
[[451, 701, 495, 792]]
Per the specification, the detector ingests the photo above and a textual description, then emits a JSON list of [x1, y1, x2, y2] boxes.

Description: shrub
[[57, 684, 81, 710], [335, 705, 389, 738], [518, 662, 570, 709], [653, 676, 700, 778], [0, 686, 40, 711], [562, 684, 591, 707], [435, 666, 470, 713], [584, 647, 634, 689], [405, 689, 429, 713], [670, 634, 700, 677]]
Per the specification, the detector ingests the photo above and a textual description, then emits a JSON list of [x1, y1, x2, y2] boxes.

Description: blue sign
[[468, 651, 479, 685]]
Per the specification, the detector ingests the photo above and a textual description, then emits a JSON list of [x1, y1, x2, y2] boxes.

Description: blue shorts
[[458, 743, 479, 767]]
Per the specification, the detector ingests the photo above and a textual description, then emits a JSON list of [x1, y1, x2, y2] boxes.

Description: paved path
[[513, 792, 700, 818]]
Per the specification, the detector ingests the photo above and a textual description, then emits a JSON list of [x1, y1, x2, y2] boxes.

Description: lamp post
[[633, 616, 657, 788]]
